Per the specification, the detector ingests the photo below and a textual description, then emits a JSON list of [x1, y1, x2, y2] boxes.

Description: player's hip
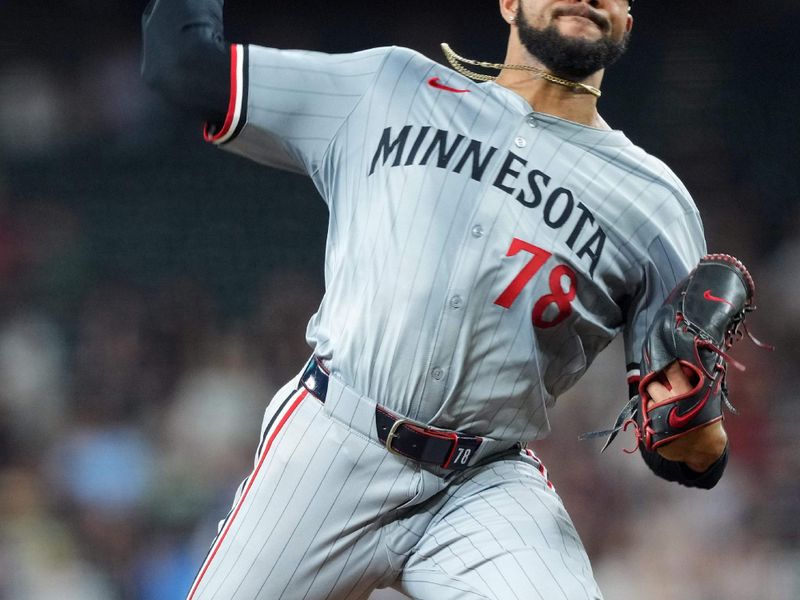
[[288, 357, 524, 475]]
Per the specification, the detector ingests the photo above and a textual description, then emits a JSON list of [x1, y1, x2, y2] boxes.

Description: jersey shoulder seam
[[311, 46, 398, 181]]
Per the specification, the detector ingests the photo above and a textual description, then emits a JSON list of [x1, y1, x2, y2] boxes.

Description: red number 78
[[493, 237, 577, 329]]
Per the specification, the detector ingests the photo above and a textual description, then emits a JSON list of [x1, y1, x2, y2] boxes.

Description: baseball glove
[[582, 253, 768, 457], [631, 253, 762, 451]]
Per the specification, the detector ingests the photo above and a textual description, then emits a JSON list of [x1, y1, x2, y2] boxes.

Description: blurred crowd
[[0, 185, 326, 598], [2, 1, 799, 599]]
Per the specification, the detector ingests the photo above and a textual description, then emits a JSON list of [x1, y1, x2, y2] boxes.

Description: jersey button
[[514, 136, 527, 148], [431, 367, 444, 380], [450, 295, 463, 309], [526, 113, 537, 127], [471, 224, 484, 238]]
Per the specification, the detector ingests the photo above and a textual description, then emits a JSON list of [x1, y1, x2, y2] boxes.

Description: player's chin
[[554, 17, 606, 41]]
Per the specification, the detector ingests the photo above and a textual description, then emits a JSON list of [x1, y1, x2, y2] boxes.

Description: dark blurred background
[[0, 1, 798, 599]]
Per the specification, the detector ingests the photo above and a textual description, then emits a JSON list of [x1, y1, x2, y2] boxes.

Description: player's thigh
[[399, 453, 603, 600], [188, 387, 424, 600]]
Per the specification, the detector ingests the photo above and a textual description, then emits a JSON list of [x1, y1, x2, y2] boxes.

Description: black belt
[[300, 358, 484, 471]]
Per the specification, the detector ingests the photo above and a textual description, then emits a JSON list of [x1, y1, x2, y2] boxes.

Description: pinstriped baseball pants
[[186, 370, 603, 600]]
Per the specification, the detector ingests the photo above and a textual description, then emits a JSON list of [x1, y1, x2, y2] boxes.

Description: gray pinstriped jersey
[[209, 44, 706, 442]]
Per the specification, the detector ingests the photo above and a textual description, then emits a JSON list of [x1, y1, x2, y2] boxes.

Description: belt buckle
[[384, 418, 412, 457]]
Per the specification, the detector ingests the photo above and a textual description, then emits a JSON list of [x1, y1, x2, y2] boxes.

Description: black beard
[[517, 13, 629, 80]]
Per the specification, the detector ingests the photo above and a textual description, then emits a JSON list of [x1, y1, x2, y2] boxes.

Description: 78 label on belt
[[453, 447, 472, 465]]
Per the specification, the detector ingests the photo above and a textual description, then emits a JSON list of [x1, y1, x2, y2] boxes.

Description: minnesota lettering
[[369, 125, 606, 277]]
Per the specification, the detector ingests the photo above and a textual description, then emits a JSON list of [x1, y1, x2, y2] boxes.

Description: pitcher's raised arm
[[141, 0, 230, 124]]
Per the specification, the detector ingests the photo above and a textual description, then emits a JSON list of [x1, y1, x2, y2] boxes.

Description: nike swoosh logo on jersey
[[703, 289, 734, 307], [427, 77, 470, 93]]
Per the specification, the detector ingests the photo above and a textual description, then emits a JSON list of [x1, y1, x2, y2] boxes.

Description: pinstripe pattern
[[187, 376, 432, 600], [188, 385, 308, 599], [201, 43, 707, 599], [397, 452, 601, 600], [219, 46, 704, 440], [188, 378, 600, 599]]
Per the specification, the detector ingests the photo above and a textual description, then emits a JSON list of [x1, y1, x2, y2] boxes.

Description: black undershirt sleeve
[[141, 0, 230, 124], [638, 442, 728, 490]]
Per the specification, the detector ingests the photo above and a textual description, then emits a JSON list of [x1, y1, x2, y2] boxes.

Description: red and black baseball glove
[[633, 253, 761, 451], [584, 254, 769, 485]]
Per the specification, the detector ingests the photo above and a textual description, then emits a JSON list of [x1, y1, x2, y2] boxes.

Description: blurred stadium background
[[1, 1, 799, 598]]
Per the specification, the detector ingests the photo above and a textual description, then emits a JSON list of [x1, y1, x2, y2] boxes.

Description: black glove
[[635, 254, 757, 451]]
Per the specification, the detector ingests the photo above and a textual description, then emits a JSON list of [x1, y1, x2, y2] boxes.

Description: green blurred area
[[5, 137, 327, 319]]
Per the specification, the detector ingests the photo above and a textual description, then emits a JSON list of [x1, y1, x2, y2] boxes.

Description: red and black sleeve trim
[[626, 362, 640, 399], [204, 43, 248, 145]]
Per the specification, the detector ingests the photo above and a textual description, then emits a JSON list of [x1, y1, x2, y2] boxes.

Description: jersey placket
[[413, 211, 490, 424], [414, 116, 542, 427]]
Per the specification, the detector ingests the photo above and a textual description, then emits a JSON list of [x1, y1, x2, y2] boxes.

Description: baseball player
[[141, 0, 758, 598]]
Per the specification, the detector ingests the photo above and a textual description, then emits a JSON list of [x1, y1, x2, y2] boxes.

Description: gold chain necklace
[[440, 43, 601, 98]]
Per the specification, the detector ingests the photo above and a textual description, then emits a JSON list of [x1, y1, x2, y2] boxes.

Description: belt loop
[[300, 356, 328, 401]]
